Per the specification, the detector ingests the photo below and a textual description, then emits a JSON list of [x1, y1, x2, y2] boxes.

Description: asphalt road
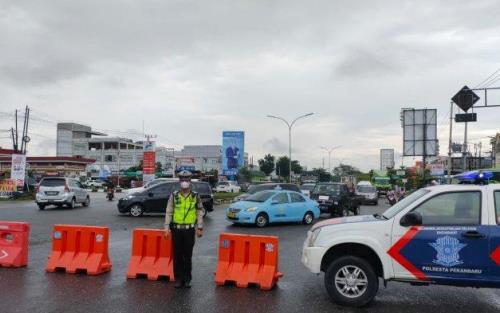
[[1, 193, 500, 313]]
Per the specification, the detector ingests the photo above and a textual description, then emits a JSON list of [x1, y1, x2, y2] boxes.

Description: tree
[[291, 160, 303, 174], [238, 167, 252, 182], [258, 154, 275, 176], [332, 163, 361, 177], [156, 162, 163, 172], [276, 156, 290, 179], [311, 168, 331, 182]]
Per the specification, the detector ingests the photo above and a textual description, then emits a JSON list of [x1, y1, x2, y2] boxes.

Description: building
[[56, 123, 175, 174], [0, 156, 95, 180], [0, 148, 16, 158], [491, 133, 500, 168], [174, 145, 222, 172], [380, 149, 395, 170], [56, 123, 223, 174]]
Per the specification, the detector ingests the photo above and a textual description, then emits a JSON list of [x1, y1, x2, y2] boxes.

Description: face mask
[[180, 181, 190, 189]]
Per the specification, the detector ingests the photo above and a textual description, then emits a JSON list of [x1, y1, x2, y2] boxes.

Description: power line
[[474, 67, 500, 88]]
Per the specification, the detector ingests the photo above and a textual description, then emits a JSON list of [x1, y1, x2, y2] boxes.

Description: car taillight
[[64, 184, 70, 193]]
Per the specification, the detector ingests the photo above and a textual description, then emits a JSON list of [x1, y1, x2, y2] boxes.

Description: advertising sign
[[222, 131, 245, 177], [143, 141, 156, 184], [11, 154, 26, 188], [176, 156, 196, 172], [0, 179, 16, 198], [430, 163, 445, 176], [401, 109, 438, 156]]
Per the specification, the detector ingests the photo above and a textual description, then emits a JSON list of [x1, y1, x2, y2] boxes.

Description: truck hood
[[311, 215, 380, 231]]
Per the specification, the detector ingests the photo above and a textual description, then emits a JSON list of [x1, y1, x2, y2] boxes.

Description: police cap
[[177, 170, 193, 179]]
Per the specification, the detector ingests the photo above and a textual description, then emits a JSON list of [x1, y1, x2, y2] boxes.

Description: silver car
[[35, 177, 90, 210]]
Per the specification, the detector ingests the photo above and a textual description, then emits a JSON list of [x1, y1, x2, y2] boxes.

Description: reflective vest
[[172, 191, 198, 224]]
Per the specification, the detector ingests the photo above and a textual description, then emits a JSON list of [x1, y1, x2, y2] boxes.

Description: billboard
[[176, 156, 196, 172], [380, 149, 395, 170], [11, 154, 26, 188], [401, 109, 438, 156], [143, 141, 156, 184], [222, 131, 245, 177]]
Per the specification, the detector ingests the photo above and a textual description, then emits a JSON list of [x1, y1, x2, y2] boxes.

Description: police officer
[[164, 171, 204, 288]]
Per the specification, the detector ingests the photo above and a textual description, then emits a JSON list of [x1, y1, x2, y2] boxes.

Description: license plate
[[319, 195, 329, 201], [46, 191, 58, 196], [334, 201, 339, 205], [227, 212, 237, 218]]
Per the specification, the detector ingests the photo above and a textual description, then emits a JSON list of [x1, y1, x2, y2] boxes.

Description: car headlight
[[308, 228, 322, 247], [245, 207, 257, 212], [124, 195, 135, 200]]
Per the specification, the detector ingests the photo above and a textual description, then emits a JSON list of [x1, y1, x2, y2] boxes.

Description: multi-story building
[[380, 149, 395, 170], [56, 123, 174, 174], [174, 145, 222, 172], [56, 123, 222, 174]]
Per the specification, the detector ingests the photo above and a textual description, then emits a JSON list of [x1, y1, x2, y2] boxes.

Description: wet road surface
[[1, 193, 500, 313]]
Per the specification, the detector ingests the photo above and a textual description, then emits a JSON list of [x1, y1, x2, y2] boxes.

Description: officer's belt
[[172, 224, 195, 230]]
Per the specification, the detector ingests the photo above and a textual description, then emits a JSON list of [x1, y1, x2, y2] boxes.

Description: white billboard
[[402, 109, 438, 156], [11, 154, 26, 188]]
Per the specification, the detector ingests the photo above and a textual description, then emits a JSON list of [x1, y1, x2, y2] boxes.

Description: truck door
[[490, 189, 500, 282], [391, 190, 491, 283]]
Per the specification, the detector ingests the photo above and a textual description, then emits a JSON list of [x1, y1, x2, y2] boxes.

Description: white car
[[36, 177, 90, 210], [214, 181, 241, 193], [302, 182, 500, 307]]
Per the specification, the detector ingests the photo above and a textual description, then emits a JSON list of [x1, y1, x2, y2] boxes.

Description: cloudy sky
[[1, 0, 499, 171]]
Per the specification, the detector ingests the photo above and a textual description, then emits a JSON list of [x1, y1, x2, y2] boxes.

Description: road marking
[[0, 249, 8, 259]]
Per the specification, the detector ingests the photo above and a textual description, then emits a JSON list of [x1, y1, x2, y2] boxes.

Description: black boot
[[174, 280, 184, 289]]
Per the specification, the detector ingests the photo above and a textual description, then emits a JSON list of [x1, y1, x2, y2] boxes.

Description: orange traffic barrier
[[127, 228, 175, 281], [46, 225, 112, 275], [0, 221, 30, 268], [214, 233, 283, 290]]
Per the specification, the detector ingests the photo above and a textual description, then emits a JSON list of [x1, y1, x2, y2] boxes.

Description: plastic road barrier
[[46, 225, 112, 275], [0, 221, 30, 268], [127, 228, 175, 281], [214, 233, 283, 290]]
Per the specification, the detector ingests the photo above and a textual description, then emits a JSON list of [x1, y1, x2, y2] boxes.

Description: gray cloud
[[1, 0, 500, 171]]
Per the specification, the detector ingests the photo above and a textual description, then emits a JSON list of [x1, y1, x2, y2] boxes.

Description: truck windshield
[[382, 189, 429, 219], [374, 177, 390, 184]]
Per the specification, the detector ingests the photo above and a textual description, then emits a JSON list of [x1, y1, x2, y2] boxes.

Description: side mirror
[[400, 212, 422, 227], [148, 192, 154, 197], [271, 200, 279, 205]]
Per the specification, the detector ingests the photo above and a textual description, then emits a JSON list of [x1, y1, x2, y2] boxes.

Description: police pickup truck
[[302, 180, 500, 307]]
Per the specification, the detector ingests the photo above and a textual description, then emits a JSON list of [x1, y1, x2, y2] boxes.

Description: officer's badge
[[429, 236, 466, 267]]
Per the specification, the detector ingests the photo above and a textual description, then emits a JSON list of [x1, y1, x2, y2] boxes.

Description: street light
[[320, 145, 342, 173], [267, 113, 314, 182]]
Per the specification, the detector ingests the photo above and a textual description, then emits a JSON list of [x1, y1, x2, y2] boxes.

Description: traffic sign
[[451, 86, 479, 112], [454, 113, 477, 123]]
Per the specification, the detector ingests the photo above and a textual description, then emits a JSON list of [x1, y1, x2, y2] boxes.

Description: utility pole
[[463, 121, 468, 171], [447, 101, 453, 183]]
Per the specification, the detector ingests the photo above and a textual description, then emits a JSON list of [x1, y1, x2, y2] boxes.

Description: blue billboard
[[222, 131, 245, 178]]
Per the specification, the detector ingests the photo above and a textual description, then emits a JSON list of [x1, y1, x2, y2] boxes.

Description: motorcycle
[[106, 187, 115, 201], [387, 190, 397, 205]]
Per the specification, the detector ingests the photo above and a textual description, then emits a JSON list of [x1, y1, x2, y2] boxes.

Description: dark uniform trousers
[[172, 227, 196, 282]]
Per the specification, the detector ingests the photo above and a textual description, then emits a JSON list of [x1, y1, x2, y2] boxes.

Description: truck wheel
[[38, 204, 45, 210], [324, 256, 379, 307]]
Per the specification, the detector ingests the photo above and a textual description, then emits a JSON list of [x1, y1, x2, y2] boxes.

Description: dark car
[[117, 181, 213, 217], [233, 183, 301, 201], [309, 183, 362, 217]]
